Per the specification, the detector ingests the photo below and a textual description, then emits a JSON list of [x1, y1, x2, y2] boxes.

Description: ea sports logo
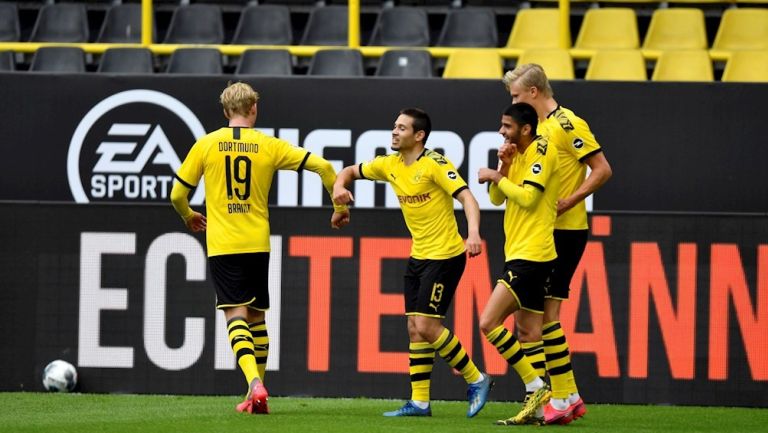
[[67, 90, 206, 204]]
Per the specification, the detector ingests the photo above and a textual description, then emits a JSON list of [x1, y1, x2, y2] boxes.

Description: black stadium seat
[[98, 48, 154, 74], [0, 50, 15, 71], [368, 7, 429, 47], [236, 49, 293, 76], [163, 4, 224, 44], [300, 6, 349, 46], [166, 48, 223, 75], [98, 4, 153, 43], [375, 49, 433, 77], [29, 4, 89, 43], [436, 7, 498, 47], [232, 5, 293, 46], [308, 49, 364, 76], [0, 3, 19, 42], [30, 47, 86, 72]]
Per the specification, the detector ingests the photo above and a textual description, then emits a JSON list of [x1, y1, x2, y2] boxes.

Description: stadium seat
[[97, 4, 152, 43], [235, 49, 293, 76], [375, 49, 433, 77], [368, 7, 430, 47], [98, 48, 154, 74], [574, 8, 639, 50], [711, 8, 768, 53], [29, 4, 89, 43], [506, 8, 561, 50], [231, 5, 292, 46], [163, 4, 224, 44], [0, 50, 14, 71], [651, 50, 713, 82], [516, 48, 574, 80], [300, 6, 349, 46], [721, 50, 768, 83], [642, 8, 707, 52], [436, 8, 498, 47], [0, 3, 19, 42], [308, 49, 364, 76], [166, 48, 223, 75], [443, 49, 503, 79], [29, 47, 86, 72], [585, 49, 647, 81]]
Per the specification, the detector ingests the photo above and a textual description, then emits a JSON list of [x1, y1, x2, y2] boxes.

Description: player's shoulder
[[533, 135, 550, 156], [422, 148, 451, 167], [553, 106, 593, 132]]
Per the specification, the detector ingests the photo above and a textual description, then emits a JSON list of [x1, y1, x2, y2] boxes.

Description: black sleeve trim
[[578, 148, 603, 163], [174, 174, 195, 189], [452, 185, 468, 198], [297, 152, 311, 172], [358, 162, 368, 180], [523, 180, 544, 192]]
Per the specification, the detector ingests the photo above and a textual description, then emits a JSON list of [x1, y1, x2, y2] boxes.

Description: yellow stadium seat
[[585, 49, 647, 81], [506, 8, 561, 50], [574, 8, 639, 50], [516, 49, 574, 80], [651, 50, 713, 82], [712, 8, 768, 52], [643, 8, 707, 51], [442, 49, 503, 79], [722, 50, 768, 82]]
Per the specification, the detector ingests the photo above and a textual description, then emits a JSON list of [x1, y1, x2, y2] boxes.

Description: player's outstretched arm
[[455, 189, 482, 258]]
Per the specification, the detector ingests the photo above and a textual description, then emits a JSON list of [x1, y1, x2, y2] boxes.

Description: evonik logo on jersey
[[67, 90, 207, 204]]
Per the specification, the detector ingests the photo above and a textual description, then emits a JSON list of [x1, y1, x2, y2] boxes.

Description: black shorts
[[548, 229, 588, 300], [404, 252, 466, 318], [209, 252, 270, 311], [498, 259, 555, 313]]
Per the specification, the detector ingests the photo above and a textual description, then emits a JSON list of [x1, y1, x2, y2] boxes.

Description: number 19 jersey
[[175, 127, 309, 257]]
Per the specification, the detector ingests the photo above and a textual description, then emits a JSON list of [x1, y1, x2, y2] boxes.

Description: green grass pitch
[[2, 393, 766, 433]]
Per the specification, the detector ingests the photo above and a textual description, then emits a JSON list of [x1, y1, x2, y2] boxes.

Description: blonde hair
[[502, 63, 553, 98], [220, 81, 259, 118]]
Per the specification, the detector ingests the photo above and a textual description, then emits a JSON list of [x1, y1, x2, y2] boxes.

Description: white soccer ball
[[42, 360, 78, 392]]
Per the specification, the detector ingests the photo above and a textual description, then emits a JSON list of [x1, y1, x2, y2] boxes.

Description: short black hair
[[399, 107, 431, 144], [503, 103, 538, 136]]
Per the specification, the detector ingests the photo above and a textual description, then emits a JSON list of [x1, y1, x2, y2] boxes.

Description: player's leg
[[483, 260, 550, 425], [542, 229, 588, 424], [246, 252, 271, 385], [383, 260, 433, 417]]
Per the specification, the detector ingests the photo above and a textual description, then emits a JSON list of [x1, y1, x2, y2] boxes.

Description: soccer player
[[333, 108, 493, 418], [477, 102, 560, 426], [170, 82, 349, 414], [503, 63, 613, 424]]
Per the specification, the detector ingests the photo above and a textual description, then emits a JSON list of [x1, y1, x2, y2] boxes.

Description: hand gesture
[[333, 186, 355, 205], [331, 209, 350, 229]]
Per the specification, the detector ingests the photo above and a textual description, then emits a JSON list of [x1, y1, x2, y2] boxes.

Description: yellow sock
[[521, 341, 546, 379], [409, 342, 435, 402], [432, 328, 481, 384], [543, 321, 577, 399], [227, 317, 259, 386], [249, 320, 269, 382], [485, 325, 538, 384]]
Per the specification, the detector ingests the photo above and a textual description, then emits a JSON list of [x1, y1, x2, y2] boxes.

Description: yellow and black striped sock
[[432, 328, 482, 384], [521, 341, 546, 379], [409, 342, 435, 402], [249, 320, 269, 382], [227, 316, 259, 386], [543, 321, 577, 399], [485, 325, 538, 384]]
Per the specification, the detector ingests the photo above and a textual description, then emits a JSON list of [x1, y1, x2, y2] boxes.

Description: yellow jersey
[[360, 149, 466, 260], [175, 127, 338, 256], [490, 135, 559, 262], [538, 106, 603, 230]]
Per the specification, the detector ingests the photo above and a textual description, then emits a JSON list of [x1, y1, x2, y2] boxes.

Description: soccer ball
[[42, 360, 78, 392]]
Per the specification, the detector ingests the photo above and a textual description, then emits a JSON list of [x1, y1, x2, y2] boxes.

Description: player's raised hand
[[498, 140, 517, 165]]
